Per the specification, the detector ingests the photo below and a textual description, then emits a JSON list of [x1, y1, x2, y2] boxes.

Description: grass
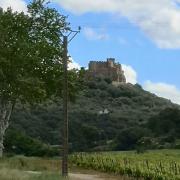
[[70, 149, 180, 180], [0, 155, 132, 180], [1, 150, 180, 179], [0, 156, 64, 180]]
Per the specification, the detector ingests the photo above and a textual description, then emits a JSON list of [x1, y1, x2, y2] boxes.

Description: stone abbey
[[88, 58, 126, 83]]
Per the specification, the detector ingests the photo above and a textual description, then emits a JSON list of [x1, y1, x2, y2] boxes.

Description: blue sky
[[1, 0, 180, 104], [54, 3, 180, 86]]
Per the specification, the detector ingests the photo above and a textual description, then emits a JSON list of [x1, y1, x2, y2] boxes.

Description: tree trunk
[[0, 100, 13, 158]]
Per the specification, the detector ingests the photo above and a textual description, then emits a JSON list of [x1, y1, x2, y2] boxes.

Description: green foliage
[[4, 129, 59, 157], [147, 107, 180, 136], [70, 150, 180, 180], [0, 0, 69, 103], [69, 122, 100, 152], [114, 127, 150, 150], [0, 0, 83, 157], [8, 78, 180, 153]]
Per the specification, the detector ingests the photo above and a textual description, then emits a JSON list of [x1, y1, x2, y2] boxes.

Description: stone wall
[[87, 58, 126, 83]]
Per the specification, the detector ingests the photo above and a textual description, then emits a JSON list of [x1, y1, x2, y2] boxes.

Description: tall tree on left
[[0, 0, 70, 157]]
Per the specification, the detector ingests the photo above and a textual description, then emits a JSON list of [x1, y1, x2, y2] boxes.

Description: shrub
[[4, 129, 59, 157]]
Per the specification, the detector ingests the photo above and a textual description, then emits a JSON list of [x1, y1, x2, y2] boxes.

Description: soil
[[69, 169, 134, 180]]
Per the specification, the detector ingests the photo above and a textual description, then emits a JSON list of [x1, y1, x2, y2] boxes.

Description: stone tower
[[88, 58, 126, 83]]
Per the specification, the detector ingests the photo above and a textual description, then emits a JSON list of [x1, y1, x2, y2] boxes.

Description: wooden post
[[62, 35, 68, 177]]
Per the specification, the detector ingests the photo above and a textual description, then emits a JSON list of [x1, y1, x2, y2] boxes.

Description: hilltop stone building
[[87, 58, 126, 83]]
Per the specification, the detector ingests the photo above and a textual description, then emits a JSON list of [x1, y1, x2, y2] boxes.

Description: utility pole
[[62, 35, 68, 177], [62, 27, 80, 177]]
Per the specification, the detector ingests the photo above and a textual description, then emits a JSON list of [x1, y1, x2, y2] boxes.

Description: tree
[[147, 107, 180, 136], [0, 0, 70, 157], [114, 127, 149, 150]]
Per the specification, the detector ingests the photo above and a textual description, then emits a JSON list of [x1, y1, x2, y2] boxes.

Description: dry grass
[[0, 156, 64, 180], [0, 155, 132, 180], [0, 156, 60, 171], [0, 168, 31, 180]]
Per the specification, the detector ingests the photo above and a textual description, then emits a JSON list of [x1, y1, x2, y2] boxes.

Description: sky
[[1, 0, 180, 104]]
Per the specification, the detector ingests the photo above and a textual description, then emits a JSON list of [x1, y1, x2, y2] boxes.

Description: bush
[[107, 86, 121, 98], [4, 129, 59, 157], [114, 127, 150, 150]]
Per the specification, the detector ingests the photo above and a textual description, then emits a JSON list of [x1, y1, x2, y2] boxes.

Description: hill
[[5, 78, 180, 154]]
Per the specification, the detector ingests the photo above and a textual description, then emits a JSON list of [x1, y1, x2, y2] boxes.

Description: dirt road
[[69, 172, 133, 180]]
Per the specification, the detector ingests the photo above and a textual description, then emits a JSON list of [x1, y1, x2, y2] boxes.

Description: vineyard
[[70, 150, 180, 180]]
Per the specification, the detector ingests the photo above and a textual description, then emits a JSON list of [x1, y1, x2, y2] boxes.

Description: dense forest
[[5, 77, 180, 156]]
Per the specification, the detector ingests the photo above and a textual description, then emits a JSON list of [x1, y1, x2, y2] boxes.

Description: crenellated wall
[[87, 58, 126, 83]]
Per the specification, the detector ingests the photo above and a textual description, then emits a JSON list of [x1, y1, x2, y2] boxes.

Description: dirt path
[[25, 170, 133, 179], [69, 173, 110, 180], [69, 172, 133, 180], [69, 166, 134, 180]]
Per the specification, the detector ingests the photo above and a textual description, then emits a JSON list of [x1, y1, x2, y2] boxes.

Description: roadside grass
[[0, 156, 64, 180]]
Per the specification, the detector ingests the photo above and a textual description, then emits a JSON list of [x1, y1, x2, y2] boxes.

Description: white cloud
[[56, 0, 180, 49], [53, 0, 118, 14], [122, 64, 137, 84], [0, 0, 27, 12], [144, 81, 180, 104], [68, 57, 81, 70], [83, 27, 109, 41]]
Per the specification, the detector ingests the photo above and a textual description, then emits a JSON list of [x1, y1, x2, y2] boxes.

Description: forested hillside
[[5, 78, 180, 155]]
